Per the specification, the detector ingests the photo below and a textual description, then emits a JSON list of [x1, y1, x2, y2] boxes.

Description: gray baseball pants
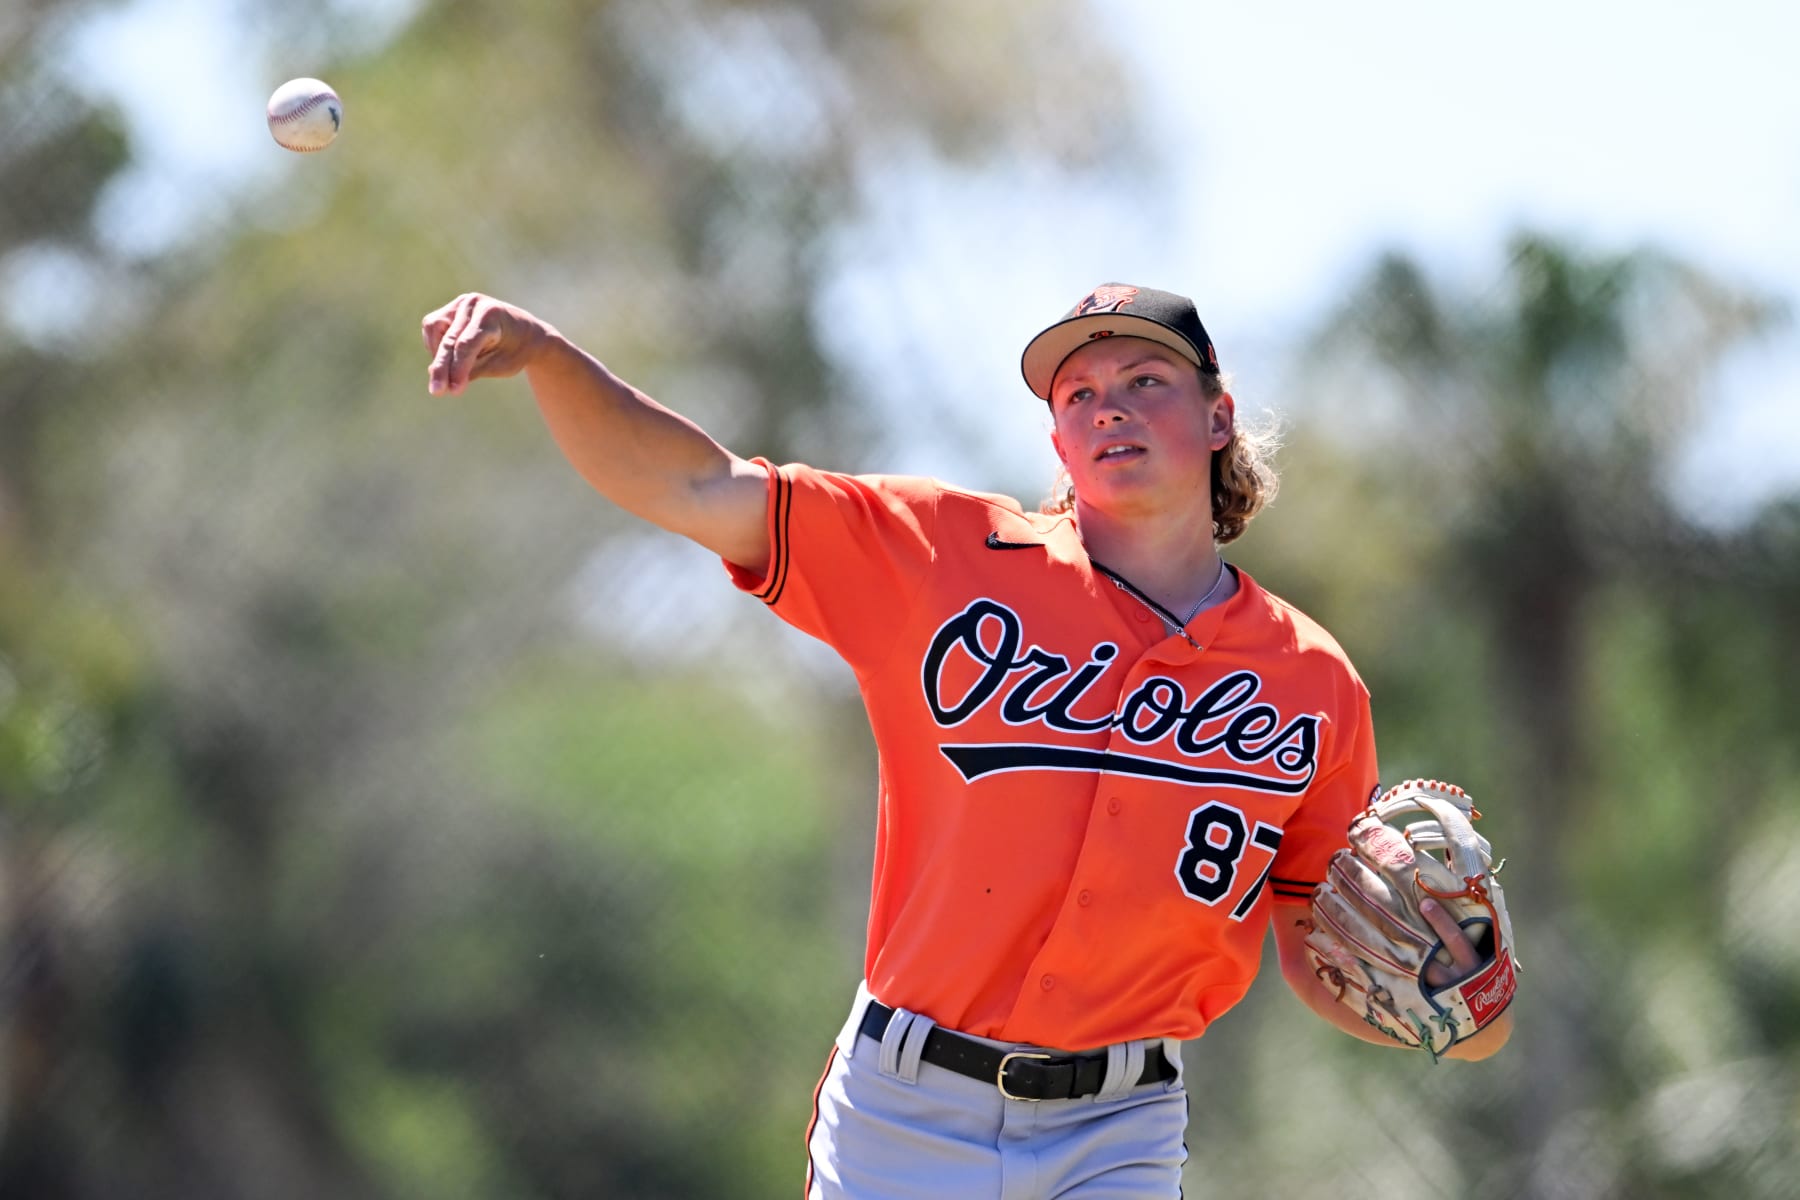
[[805, 983, 1189, 1199]]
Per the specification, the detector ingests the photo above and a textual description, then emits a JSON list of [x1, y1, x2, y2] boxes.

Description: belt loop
[[1094, 1039, 1144, 1102], [1161, 1038, 1185, 1090], [878, 1007, 921, 1082], [896, 1012, 934, 1084]]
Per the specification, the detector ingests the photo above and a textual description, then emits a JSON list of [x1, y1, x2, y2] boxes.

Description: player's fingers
[[1421, 898, 1483, 982], [421, 292, 476, 357], [424, 297, 468, 394], [421, 298, 456, 355], [428, 296, 489, 395], [422, 316, 453, 366]]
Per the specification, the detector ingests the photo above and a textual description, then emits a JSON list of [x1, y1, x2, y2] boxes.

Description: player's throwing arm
[[420, 293, 771, 572]]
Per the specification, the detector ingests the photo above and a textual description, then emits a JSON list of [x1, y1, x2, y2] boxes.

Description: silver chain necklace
[[1090, 556, 1231, 650], [1177, 556, 1230, 627]]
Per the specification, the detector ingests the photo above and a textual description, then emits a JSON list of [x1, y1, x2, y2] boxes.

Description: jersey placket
[[1005, 633, 1206, 1040]]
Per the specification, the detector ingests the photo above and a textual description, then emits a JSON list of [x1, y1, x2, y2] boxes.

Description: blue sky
[[835, 3, 1800, 520], [61, 0, 1800, 521]]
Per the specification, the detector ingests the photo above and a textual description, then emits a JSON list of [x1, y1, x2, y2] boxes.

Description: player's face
[[1047, 337, 1233, 520]]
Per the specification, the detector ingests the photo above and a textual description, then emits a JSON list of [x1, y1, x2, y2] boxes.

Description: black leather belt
[[858, 1001, 1178, 1102]]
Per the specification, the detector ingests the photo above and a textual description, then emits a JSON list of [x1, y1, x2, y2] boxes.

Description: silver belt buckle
[[996, 1050, 1052, 1101]]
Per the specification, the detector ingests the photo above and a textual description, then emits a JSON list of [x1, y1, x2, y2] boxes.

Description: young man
[[422, 283, 1511, 1198]]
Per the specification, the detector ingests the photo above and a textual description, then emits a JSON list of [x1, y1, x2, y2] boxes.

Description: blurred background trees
[[3, 1, 1797, 1198]]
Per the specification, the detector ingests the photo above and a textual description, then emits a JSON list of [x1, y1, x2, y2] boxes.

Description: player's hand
[[1420, 897, 1487, 989], [422, 293, 553, 396]]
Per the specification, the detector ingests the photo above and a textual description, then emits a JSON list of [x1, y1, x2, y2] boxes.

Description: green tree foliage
[[0, 2, 1135, 1196], [8, 0, 1799, 1195], [1200, 236, 1799, 1199]]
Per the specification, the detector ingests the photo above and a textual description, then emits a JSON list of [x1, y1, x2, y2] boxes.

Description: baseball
[[267, 78, 342, 152]]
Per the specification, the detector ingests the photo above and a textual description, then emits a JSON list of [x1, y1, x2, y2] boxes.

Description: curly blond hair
[[1042, 373, 1281, 545]]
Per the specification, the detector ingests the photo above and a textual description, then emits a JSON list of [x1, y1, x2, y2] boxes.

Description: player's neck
[[1073, 501, 1227, 618]]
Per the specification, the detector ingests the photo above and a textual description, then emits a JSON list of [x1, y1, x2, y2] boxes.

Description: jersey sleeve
[[722, 459, 940, 675], [1269, 678, 1378, 903]]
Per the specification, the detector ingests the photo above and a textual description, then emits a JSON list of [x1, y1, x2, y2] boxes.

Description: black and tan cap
[[1021, 283, 1220, 402]]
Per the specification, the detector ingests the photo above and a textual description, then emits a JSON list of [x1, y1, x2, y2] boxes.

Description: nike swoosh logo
[[985, 532, 1043, 551]]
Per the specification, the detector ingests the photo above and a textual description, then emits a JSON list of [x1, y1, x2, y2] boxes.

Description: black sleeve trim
[[755, 465, 794, 606]]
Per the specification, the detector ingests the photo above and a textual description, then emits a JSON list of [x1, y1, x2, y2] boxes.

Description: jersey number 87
[[1176, 801, 1283, 921]]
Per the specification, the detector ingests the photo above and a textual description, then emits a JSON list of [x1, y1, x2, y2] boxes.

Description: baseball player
[[421, 283, 1514, 1198]]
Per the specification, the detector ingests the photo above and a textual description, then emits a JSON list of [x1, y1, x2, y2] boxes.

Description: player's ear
[[1050, 426, 1069, 466], [1210, 391, 1236, 451]]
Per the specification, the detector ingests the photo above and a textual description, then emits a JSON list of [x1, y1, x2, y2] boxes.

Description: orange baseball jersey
[[725, 462, 1379, 1051]]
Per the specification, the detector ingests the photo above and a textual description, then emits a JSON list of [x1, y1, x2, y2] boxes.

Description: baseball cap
[[1020, 283, 1220, 402]]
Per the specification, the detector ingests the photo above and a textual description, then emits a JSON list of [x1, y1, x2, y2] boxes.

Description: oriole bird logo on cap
[[1073, 285, 1139, 317]]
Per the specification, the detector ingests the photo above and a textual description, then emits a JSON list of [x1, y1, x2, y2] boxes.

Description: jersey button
[[1078, 889, 1093, 907], [1134, 609, 1152, 623], [1040, 974, 1056, 991], [1106, 797, 1122, 815]]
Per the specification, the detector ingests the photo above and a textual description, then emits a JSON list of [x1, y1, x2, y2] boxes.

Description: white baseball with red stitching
[[267, 78, 343, 152]]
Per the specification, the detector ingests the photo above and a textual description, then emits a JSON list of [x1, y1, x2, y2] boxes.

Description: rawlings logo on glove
[[1305, 779, 1519, 1060]]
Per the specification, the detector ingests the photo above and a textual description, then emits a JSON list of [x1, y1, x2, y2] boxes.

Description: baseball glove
[[1304, 779, 1518, 1060]]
